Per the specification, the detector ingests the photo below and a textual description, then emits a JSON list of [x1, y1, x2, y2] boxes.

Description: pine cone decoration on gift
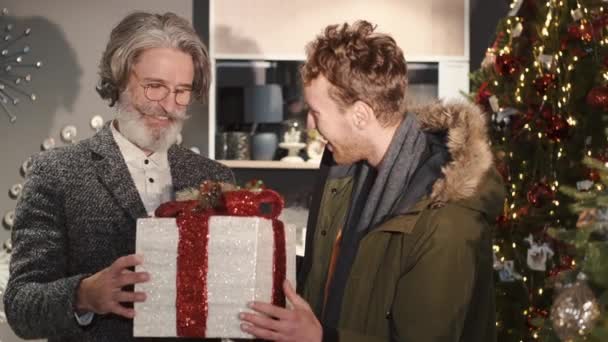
[[198, 181, 224, 209]]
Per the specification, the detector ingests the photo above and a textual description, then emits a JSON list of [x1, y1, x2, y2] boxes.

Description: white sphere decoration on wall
[[60, 124, 77, 143], [8, 183, 22, 199], [2, 211, 14, 230], [0, 8, 42, 123], [90, 115, 104, 131], [41, 137, 55, 150], [20, 156, 32, 176]]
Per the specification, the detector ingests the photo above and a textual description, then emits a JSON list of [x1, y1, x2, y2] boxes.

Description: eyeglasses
[[132, 71, 193, 106]]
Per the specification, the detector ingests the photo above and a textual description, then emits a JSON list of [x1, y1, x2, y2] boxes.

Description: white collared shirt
[[110, 121, 174, 216]]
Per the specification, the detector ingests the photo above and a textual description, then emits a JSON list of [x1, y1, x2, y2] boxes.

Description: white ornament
[[41, 137, 55, 150], [494, 253, 523, 282], [577, 180, 594, 191], [511, 23, 523, 38], [21, 157, 32, 176], [508, 0, 524, 16], [571, 8, 583, 21], [190, 146, 201, 155], [538, 54, 554, 70], [2, 211, 14, 229], [61, 125, 78, 143], [489, 96, 500, 113], [90, 115, 104, 131], [527, 243, 554, 271], [525, 234, 554, 271], [498, 260, 523, 282], [9, 183, 22, 198]]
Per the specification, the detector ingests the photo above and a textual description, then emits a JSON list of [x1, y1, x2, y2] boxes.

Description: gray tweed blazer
[[4, 125, 234, 342]]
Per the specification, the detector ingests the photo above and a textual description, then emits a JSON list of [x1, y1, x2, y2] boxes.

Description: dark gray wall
[[470, 0, 510, 72]]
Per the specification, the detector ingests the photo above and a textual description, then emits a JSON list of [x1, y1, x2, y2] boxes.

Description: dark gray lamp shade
[[244, 84, 284, 123]]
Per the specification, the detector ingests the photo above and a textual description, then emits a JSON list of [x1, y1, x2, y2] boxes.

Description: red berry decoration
[[495, 54, 520, 77], [546, 115, 570, 142], [534, 74, 556, 94], [527, 182, 555, 208]]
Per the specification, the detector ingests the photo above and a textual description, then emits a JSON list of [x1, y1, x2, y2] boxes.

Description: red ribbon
[[155, 189, 286, 337]]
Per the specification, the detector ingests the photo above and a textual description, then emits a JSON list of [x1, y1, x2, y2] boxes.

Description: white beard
[[115, 91, 187, 153]]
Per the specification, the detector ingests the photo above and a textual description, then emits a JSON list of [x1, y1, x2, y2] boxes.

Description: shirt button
[[320, 230, 327, 236], [331, 188, 337, 194], [144, 159, 149, 165], [148, 178, 154, 183]]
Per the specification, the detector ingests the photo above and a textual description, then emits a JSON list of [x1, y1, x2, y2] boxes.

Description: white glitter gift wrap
[[133, 216, 296, 338]]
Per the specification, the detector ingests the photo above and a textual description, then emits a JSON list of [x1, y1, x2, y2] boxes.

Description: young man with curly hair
[[240, 21, 504, 342]]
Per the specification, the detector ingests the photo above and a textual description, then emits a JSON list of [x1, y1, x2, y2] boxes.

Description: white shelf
[[218, 160, 320, 170]]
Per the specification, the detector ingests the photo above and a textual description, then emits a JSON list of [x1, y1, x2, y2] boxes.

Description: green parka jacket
[[298, 101, 506, 342]]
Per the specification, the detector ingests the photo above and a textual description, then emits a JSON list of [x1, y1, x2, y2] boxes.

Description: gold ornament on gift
[[550, 278, 601, 341]]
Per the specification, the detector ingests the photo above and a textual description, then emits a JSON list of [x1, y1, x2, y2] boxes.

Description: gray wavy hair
[[96, 11, 210, 106]]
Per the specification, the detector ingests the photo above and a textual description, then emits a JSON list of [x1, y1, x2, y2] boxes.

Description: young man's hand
[[239, 280, 322, 342]]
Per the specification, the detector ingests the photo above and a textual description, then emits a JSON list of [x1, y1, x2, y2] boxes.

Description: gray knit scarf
[[323, 113, 428, 326]]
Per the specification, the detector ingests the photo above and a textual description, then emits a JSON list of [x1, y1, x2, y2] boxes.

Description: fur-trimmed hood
[[410, 100, 496, 208]]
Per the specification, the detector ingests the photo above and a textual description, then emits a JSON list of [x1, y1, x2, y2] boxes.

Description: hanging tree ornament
[[551, 276, 601, 341], [534, 73, 556, 95], [0, 8, 42, 123], [546, 114, 571, 142], [586, 86, 608, 111], [525, 234, 555, 271], [527, 182, 555, 208], [494, 53, 520, 77]]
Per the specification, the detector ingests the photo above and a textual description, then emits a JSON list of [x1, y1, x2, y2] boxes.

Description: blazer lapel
[[88, 123, 148, 220], [167, 145, 198, 193]]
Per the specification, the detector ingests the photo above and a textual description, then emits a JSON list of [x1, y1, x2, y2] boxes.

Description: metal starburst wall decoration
[[0, 8, 41, 123]]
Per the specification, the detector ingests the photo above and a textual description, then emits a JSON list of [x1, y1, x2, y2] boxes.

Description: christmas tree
[[545, 157, 608, 341], [469, 0, 608, 341]]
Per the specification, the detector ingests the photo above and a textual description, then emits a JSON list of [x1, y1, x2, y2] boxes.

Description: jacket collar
[[85, 122, 187, 219], [411, 100, 494, 206]]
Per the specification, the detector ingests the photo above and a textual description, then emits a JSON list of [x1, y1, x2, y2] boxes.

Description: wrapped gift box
[[133, 189, 295, 339]]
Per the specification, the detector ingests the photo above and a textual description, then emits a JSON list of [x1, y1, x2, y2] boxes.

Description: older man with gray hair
[[4, 11, 233, 342]]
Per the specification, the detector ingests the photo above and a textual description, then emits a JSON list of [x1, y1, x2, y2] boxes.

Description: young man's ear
[[351, 100, 375, 129]]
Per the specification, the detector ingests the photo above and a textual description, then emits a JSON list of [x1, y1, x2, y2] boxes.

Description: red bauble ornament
[[546, 115, 570, 142], [540, 106, 553, 120], [592, 14, 608, 39], [589, 169, 601, 182], [534, 74, 556, 94], [527, 182, 555, 208], [494, 54, 520, 77], [580, 22, 594, 42], [496, 215, 509, 229], [568, 21, 594, 42], [586, 86, 608, 110]]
